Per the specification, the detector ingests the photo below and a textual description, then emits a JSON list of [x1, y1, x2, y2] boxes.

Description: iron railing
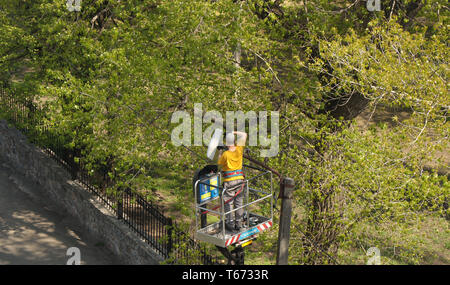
[[0, 86, 219, 265]]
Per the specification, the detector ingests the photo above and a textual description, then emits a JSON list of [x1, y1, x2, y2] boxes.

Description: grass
[[337, 213, 450, 265], [139, 161, 195, 224]]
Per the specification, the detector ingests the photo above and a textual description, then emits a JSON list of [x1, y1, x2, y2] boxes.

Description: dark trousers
[[223, 179, 245, 225]]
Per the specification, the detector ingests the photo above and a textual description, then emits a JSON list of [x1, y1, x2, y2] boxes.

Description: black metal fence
[[119, 187, 173, 257], [0, 86, 219, 265]]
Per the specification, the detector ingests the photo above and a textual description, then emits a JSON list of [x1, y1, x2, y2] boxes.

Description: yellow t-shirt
[[218, 146, 244, 182]]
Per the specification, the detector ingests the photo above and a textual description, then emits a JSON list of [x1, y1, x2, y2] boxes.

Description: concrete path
[[0, 162, 120, 265]]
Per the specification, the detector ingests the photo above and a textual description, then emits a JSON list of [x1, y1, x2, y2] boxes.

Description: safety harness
[[200, 171, 245, 215], [222, 169, 244, 180]]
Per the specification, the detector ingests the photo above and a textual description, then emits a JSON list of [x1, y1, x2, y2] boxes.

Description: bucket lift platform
[[195, 212, 272, 248], [193, 164, 273, 249]]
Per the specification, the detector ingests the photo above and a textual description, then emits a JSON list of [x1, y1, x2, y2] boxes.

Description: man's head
[[225, 132, 235, 147]]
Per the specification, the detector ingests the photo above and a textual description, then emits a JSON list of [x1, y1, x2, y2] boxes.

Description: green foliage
[[1, 0, 448, 264]]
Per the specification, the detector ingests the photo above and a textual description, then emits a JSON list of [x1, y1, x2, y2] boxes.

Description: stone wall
[[0, 120, 164, 264]]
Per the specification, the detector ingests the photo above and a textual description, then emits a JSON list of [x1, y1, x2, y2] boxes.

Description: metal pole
[[276, 177, 295, 265], [245, 180, 249, 228], [117, 188, 124, 220]]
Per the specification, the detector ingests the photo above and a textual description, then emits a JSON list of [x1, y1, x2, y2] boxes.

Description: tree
[[1, 0, 448, 264]]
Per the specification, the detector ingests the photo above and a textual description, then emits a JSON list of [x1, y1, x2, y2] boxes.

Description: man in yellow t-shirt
[[217, 131, 247, 232]]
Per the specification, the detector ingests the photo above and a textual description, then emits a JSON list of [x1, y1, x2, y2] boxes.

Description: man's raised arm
[[234, 131, 247, 146]]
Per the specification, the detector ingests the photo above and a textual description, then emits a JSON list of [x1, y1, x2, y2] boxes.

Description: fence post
[[117, 188, 124, 220], [276, 177, 295, 265], [70, 156, 78, 180], [166, 218, 173, 258]]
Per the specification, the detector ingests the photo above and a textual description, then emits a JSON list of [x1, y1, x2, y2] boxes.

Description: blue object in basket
[[199, 175, 219, 203], [209, 176, 219, 199]]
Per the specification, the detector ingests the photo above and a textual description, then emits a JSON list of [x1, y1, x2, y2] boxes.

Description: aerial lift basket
[[193, 164, 273, 248]]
